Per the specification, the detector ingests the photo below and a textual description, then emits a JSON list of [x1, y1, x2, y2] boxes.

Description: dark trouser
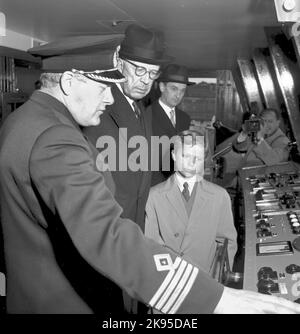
[[123, 291, 149, 314]]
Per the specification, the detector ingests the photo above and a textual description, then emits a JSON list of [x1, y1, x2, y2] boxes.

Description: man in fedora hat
[[150, 64, 193, 186], [84, 25, 171, 235], [1, 36, 300, 317], [83, 24, 172, 313]]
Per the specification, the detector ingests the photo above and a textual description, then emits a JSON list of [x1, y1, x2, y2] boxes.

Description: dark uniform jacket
[[150, 99, 191, 186], [0, 91, 223, 314], [83, 85, 152, 232]]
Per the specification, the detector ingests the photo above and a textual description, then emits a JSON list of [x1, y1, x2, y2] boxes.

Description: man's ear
[[159, 82, 165, 93], [60, 71, 74, 96], [276, 119, 280, 127]]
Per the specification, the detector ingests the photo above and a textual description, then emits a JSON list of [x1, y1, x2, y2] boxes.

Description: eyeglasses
[[124, 59, 161, 80]]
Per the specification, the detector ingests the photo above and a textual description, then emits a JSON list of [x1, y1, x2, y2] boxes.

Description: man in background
[[151, 64, 192, 186], [215, 108, 290, 189], [234, 108, 290, 165]]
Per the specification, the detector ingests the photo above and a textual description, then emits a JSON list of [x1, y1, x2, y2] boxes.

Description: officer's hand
[[213, 287, 300, 314]]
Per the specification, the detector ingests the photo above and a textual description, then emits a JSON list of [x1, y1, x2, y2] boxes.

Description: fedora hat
[[119, 24, 172, 65], [159, 64, 195, 85], [28, 35, 125, 83]]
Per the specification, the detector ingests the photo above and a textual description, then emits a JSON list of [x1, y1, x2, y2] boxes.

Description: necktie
[[170, 108, 176, 127], [132, 101, 141, 119], [182, 182, 190, 202]]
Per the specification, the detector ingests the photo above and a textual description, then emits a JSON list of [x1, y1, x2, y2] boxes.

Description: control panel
[[248, 171, 300, 214], [240, 162, 300, 303]]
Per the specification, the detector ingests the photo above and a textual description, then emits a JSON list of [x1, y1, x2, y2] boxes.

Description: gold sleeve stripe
[[155, 259, 188, 310], [149, 257, 182, 307], [150, 258, 199, 314], [161, 263, 193, 313], [169, 267, 199, 314]]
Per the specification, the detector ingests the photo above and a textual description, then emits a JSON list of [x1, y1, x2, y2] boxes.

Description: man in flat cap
[[150, 64, 193, 186], [1, 36, 300, 316]]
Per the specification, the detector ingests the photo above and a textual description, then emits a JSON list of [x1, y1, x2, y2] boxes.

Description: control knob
[[285, 264, 300, 274]]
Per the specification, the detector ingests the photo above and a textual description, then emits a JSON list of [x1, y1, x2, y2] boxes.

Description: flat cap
[[28, 35, 126, 83]]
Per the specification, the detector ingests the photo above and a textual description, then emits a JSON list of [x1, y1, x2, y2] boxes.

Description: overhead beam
[[236, 58, 264, 113], [265, 26, 300, 151], [252, 48, 280, 111]]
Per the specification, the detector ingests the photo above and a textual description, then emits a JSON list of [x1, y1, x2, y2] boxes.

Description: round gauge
[[283, 0, 296, 12], [292, 237, 300, 252]]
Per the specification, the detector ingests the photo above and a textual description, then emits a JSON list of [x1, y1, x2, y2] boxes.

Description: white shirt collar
[[175, 173, 202, 193], [159, 99, 175, 120], [116, 83, 135, 112]]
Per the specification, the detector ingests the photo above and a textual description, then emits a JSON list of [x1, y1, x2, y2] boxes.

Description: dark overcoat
[[83, 85, 152, 232]]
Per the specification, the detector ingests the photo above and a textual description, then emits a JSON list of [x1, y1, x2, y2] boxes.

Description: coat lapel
[[188, 180, 214, 228], [175, 107, 186, 132], [108, 85, 148, 167], [165, 175, 188, 225], [108, 85, 144, 140], [141, 101, 152, 144], [152, 100, 176, 136], [138, 102, 152, 190], [175, 107, 181, 133]]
